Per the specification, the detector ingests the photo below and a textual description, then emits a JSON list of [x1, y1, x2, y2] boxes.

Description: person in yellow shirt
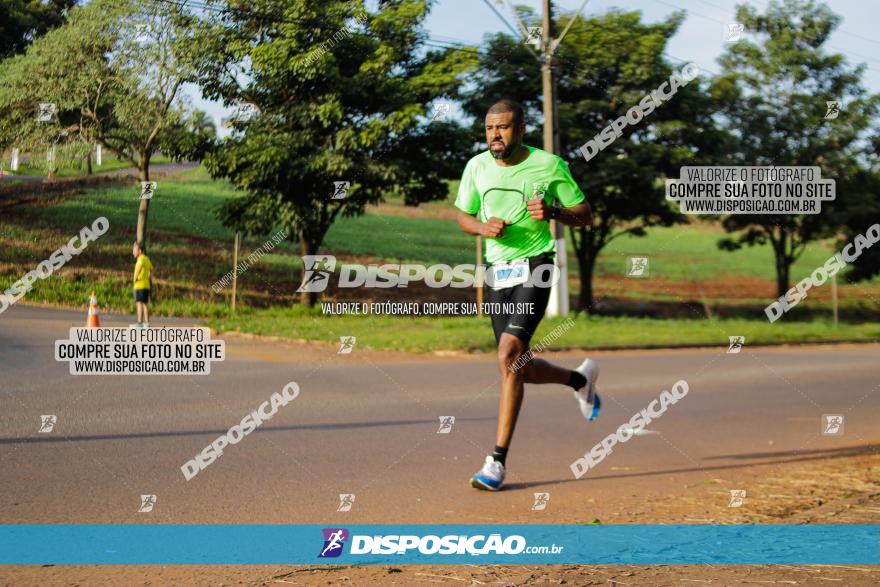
[[132, 242, 153, 328]]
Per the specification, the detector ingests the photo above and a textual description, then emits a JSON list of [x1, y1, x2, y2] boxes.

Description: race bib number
[[487, 260, 529, 290]]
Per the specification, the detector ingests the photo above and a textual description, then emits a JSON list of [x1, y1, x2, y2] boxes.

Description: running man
[[131, 242, 152, 328], [455, 99, 601, 491]]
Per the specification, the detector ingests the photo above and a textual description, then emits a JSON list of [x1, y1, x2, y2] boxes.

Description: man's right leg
[[503, 275, 601, 414], [521, 355, 600, 419], [495, 332, 529, 450], [520, 358, 570, 385], [500, 306, 594, 400], [471, 286, 517, 491], [471, 332, 527, 492], [135, 301, 144, 323]]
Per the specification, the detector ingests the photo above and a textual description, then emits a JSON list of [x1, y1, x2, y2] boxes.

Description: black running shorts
[[486, 254, 554, 345], [133, 288, 150, 303]]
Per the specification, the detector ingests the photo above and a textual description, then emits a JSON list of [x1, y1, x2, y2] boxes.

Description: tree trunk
[[299, 236, 319, 307], [135, 153, 151, 249], [577, 251, 597, 313], [775, 254, 790, 298], [773, 229, 790, 298], [571, 226, 599, 314], [86, 150, 92, 175]]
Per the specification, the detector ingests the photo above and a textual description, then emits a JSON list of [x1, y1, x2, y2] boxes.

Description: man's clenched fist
[[482, 217, 508, 238], [527, 197, 550, 221]]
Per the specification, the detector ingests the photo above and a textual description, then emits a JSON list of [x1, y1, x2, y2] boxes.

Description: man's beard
[[490, 140, 518, 160]]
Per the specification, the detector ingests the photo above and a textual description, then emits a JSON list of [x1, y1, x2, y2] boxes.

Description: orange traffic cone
[[85, 291, 101, 328]]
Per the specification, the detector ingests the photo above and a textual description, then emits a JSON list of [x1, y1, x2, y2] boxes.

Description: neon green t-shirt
[[455, 146, 586, 264], [134, 254, 152, 290]]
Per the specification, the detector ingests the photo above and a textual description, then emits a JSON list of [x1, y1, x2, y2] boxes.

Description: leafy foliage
[[0, 0, 76, 58], [197, 0, 477, 302], [711, 0, 880, 296]]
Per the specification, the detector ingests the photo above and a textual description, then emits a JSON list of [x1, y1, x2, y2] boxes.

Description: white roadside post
[[547, 224, 569, 316], [832, 273, 838, 327], [96, 145, 102, 167], [232, 231, 240, 313], [11, 148, 19, 171], [476, 236, 484, 316], [46, 148, 55, 181]]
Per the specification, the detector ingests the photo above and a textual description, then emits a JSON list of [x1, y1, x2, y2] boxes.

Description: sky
[[188, 0, 880, 134]]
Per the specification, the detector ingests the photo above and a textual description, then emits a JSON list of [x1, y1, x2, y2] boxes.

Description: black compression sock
[[492, 445, 508, 466], [568, 370, 587, 390]]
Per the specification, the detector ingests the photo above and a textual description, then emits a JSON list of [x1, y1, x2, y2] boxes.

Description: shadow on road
[[503, 443, 879, 491], [0, 416, 495, 445]]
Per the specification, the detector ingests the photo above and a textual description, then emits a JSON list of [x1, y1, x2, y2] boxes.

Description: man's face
[[485, 112, 523, 160], [132, 245, 139, 258]]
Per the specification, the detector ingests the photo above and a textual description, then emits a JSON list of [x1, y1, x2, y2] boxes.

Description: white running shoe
[[573, 358, 601, 421], [470, 455, 506, 491]]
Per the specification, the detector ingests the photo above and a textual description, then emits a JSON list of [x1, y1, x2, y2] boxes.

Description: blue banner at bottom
[[0, 524, 876, 565]]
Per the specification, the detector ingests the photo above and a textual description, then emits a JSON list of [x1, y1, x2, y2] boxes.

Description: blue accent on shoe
[[589, 392, 601, 421], [471, 474, 503, 491]]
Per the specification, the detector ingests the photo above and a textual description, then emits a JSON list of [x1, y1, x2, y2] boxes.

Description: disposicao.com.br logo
[[317, 528, 563, 557], [298, 255, 560, 292]]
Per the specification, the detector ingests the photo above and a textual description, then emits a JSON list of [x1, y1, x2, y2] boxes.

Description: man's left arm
[[527, 198, 592, 227], [554, 200, 592, 227], [134, 263, 143, 285], [526, 159, 592, 227]]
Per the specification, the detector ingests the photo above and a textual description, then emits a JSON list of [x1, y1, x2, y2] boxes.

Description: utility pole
[[541, 0, 569, 316], [541, 0, 555, 153]]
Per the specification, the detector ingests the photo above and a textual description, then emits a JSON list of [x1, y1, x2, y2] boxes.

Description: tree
[[0, 0, 77, 58], [0, 0, 209, 247], [0, 0, 121, 178], [461, 9, 723, 312], [711, 0, 880, 297], [198, 0, 477, 305], [160, 109, 217, 163], [833, 167, 880, 284]]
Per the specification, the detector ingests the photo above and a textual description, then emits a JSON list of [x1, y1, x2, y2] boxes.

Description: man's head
[[485, 99, 525, 160], [132, 242, 143, 258]]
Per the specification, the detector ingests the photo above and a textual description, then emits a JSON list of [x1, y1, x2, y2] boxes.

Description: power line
[[156, 0, 491, 61], [479, 0, 524, 40], [146, 0, 333, 27], [553, 0, 591, 51], [425, 32, 721, 78], [422, 39, 481, 55], [146, 0, 879, 78], [693, 0, 880, 46], [836, 28, 880, 47], [653, 0, 880, 74], [662, 53, 720, 78], [826, 45, 880, 67]]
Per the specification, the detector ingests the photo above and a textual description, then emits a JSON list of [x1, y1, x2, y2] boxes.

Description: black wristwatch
[[549, 206, 561, 220]]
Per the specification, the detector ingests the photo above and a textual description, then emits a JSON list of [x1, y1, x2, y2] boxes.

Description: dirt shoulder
[[3, 447, 877, 586]]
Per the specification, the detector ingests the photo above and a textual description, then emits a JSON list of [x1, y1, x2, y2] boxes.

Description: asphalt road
[[0, 304, 877, 525]]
